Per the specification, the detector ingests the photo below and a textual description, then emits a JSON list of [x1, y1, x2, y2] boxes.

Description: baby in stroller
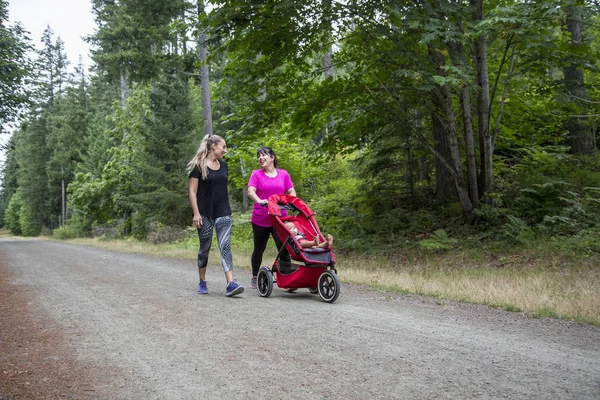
[[255, 194, 340, 303], [284, 221, 334, 249]]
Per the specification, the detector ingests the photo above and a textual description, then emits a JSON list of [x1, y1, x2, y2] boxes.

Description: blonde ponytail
[[187, 134, 225, 180]]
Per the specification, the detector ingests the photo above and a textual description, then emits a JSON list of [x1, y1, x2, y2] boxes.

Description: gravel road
[[1, 238, 599, 399]]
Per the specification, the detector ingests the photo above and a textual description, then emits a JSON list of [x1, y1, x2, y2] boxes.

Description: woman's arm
[[248, 186, 268, 206], [188, 177, 202, 227], [286, 187, 296, 197]]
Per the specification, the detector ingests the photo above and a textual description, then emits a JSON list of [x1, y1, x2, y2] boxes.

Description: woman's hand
[[193, 214, 202, 228], [259, 199, 268, 207]]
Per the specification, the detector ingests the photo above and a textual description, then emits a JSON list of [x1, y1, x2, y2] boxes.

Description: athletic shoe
[[198, 280, 208, 294], [251, 277, 257, 289], [226, 280, 244, 297]]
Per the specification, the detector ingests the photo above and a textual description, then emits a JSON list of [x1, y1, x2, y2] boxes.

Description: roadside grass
[[340, 253, 600, 325], [0, 229, 14, 239], [60, 233, 600, 326], [5, 227, 598, 325]]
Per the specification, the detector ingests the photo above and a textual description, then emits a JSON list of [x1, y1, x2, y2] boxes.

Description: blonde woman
[[187, 134, 244, 297]]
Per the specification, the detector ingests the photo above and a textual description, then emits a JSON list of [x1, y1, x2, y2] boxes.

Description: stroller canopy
[[268, 194, 315, 218]]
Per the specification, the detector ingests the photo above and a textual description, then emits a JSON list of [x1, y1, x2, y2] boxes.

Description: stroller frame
[[256, 194, 341, 303]]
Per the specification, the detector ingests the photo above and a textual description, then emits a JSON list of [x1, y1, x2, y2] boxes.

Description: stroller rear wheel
[[257, 267, 273, 298], [317, 270, 340, 303]]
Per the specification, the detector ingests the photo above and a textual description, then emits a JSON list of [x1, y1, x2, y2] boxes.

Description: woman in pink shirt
[[247, 147, 296, 288]]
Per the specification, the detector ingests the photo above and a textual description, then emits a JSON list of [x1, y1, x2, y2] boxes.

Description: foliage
[[145, 222, 187, 244], [19, 200, 41, 236], [4, 190, 23, 235], [501, 215, 536, 246], [418, 229, 458, 251], [1, 0, 600, 259], [53, 222, 84, 240], [0, 0, 32, 130]]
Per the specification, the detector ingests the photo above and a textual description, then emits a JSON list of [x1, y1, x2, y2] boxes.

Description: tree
[[88, 0, 189, 109], [197, 0, 213, 136], [0, 133, 19, 226], [0, 0, 32, 130], [562, 0, 597, 154]]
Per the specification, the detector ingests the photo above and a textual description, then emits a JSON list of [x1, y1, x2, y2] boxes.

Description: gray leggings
[[197, 215, 234, 273]]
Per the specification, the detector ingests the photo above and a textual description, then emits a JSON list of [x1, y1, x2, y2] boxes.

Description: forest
[[1, 0, 599, 257]]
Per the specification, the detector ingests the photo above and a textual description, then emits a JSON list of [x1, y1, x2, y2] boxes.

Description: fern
[[419, 229, 457, 251], [502, 215, 535, 245]]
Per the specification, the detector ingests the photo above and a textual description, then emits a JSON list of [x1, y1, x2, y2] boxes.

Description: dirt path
[[1, 238, 599, 399]]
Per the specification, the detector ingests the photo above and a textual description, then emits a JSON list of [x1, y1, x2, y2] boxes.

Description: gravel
[[1, 238, 599, 399]]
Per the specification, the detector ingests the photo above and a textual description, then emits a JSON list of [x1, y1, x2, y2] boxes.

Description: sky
[[8, 0, 95, 67], [1, 0, 96, 169]]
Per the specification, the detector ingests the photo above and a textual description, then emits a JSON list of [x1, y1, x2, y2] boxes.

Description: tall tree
[[0, 134, 19, 226], [88, 0, 189, 109], [36, 26, 70, 105], [45, 66, 91, 226], [197, 0, 213, 136], [562, 0, 597, 154], [0, 0, 32, 130]]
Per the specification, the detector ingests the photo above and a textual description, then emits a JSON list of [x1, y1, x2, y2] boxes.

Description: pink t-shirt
[[248, 169, 294, 226]]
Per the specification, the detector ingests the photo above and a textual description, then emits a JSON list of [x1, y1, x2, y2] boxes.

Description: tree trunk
[[197, 0, 213, 136], [257, 52, 266, 102], [324, 47, 333, 79], [563, 4, 596, 155], [61, 166, 66, 227], [429, 46, 475, 221], [405, 135, 414, 196], [151, 42, 157, 120], [119, 68, 129, 110], [431, 111, 455, 203], [471, 0, 493, 197], [492, 49, 517, 151], [448, 40, 479, 207]]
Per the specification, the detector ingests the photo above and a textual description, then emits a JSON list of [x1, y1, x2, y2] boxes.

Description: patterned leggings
[[197, 215, 234, 272]]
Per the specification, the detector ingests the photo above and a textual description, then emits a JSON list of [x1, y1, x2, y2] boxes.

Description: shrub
[[19, 203, 41, 236], [53, 224, 83, 240], [146, 223, 187, 244], [4, 191, 23, 235]]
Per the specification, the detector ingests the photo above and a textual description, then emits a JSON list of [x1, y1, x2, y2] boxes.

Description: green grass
[[57, 231, 600, 326], [4, 225, 599, 325]]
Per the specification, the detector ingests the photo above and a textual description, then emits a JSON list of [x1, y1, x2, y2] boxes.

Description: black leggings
[[251, 223, 290, 276]]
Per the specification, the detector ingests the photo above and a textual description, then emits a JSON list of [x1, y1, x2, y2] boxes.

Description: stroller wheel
[[257, 267, 273, 298], [308, 287, 318, 294], [317, 270, 341, 303]]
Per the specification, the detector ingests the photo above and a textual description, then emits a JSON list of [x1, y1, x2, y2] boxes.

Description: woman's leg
[[251, 223, 272, 277], [215, 216, 244, 296], [197, 216, 215, 281], [214, 215, 234, 282]]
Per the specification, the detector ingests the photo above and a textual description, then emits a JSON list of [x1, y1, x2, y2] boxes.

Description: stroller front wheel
[[317, 270, 341, 303], [257, 267, 273, 298]]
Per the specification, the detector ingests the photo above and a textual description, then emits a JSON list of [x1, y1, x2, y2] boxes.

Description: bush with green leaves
[[19, 202, 41, 236], [4, 191, 23, 235], [53, 224, 83, 240], [146, 222, 187, 244]]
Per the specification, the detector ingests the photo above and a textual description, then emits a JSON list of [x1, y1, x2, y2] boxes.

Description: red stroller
[[256, 194, 341, 303]]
